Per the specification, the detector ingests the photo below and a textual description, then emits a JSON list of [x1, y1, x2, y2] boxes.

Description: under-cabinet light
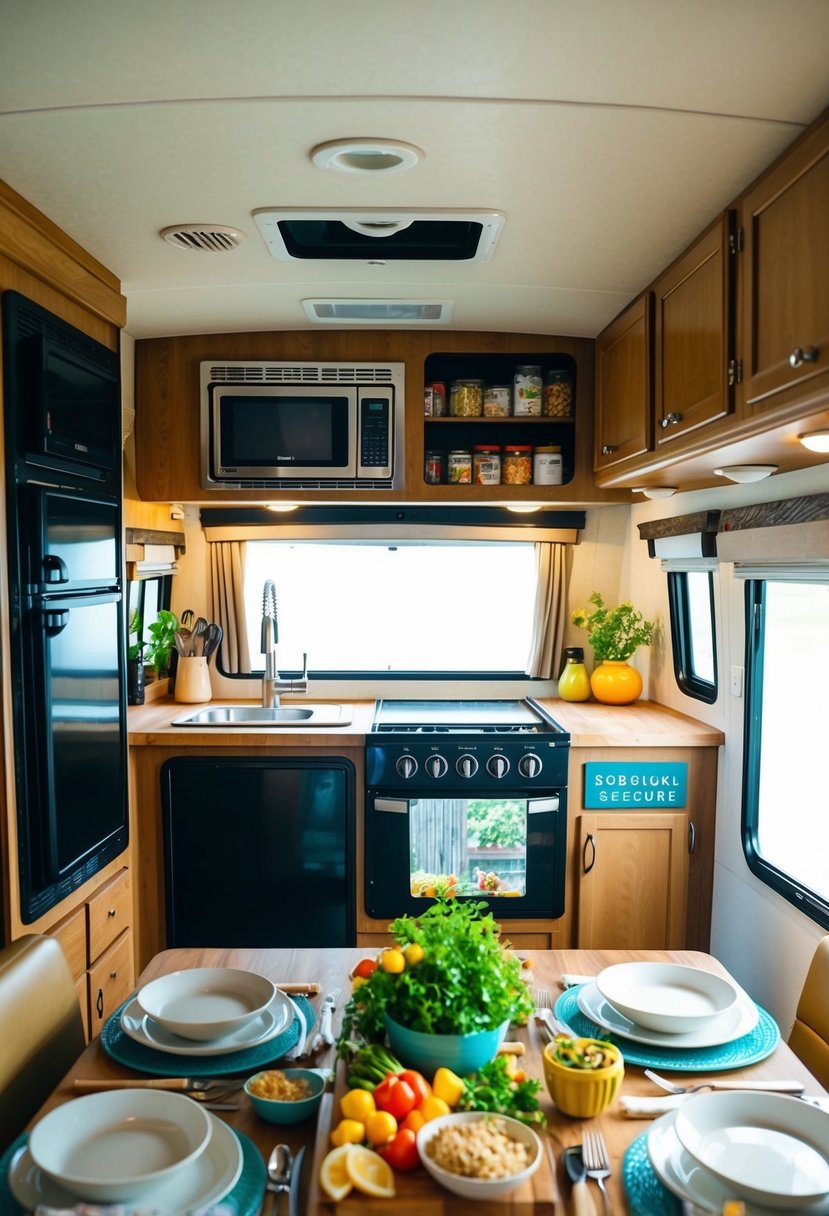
[[714, 465, 777, 483], [266, 503, 300, 513], [506, 504, 543, 514], [632, 487, 677, 500], [799, 430, 829, 453]]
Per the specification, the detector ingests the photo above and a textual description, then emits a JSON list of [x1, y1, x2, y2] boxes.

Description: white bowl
[[136, 967, 276, 1041], [596, 962, 738, 1033], [28, 1089, 212, 1202], [674, 1091, 829, 1209], [416, 1111, 542, 1200]]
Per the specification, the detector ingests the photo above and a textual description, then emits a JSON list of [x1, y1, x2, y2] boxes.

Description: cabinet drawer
[[87, 868, 132, 962], [87, 930, 134, 1036], [50, 905, 87, 981]]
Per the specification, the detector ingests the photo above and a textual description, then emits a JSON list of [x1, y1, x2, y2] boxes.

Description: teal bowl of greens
[[385, 1015, 508, 1076]]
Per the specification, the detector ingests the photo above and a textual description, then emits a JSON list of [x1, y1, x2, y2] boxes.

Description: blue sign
[[583, 761, 688, 808]]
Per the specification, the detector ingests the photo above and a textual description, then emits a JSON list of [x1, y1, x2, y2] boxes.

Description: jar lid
[[544, 368, 572, 379], [504, 444, 532, 452], [564, 646, 585, 661], [534, 445, 562, 453], [453, 378, 483, 385], [473, 444, 500, 452], [516, 364, 541, 374], [448, 448, 471, 455]]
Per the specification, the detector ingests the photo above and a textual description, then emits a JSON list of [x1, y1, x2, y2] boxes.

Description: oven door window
[[410, 797, 528, 898]]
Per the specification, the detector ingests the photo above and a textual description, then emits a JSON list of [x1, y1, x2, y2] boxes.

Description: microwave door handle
[[42, 554, 69, 585]]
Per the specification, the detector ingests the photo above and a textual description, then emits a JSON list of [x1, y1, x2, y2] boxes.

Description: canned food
[[502, 444, 533, 485], [513, 365, 542, 416], [483, 385, 512, 417], [447, 449, 472, 483], [533, 445, 563, 485], [473, 444, 501, 485], [430, 381, 447, 417], [425, 451, 443, 484], [543, 369, 574, 418], [449, 379, 484, 417]]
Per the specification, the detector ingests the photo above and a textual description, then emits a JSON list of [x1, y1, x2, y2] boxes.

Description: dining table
[[16, 945, 829, 1215]]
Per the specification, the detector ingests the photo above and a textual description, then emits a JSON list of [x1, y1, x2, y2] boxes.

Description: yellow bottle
[[558, 646, 591, 702]]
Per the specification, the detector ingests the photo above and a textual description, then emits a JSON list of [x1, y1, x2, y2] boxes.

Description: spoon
[[266, 1142, 294, 1214], [562, 1145, 598, 1216]]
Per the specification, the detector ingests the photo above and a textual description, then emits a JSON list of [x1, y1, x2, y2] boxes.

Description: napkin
[[620, 1092, 829, 1119], [284, 996, 308, 1059], [560, 973, 594, 989]]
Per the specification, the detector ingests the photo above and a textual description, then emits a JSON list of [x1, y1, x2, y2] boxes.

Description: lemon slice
[[319, 1144, 354, 1201], [345, 1144, 396, 1198]]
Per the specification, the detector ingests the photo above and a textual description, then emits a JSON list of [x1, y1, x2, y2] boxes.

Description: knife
[[288, 1144, 305, 1216]]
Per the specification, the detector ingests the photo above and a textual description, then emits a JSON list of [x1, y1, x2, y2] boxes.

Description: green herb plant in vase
[[571, 591, 655, 704]]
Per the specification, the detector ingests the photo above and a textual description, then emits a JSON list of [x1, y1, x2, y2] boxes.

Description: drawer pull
[[789, 345, 818, 368], [660, 411, 683, 428], [96, 989, 104, 1019], [600, 444, 617, 456], [107, 908, 116, 918]]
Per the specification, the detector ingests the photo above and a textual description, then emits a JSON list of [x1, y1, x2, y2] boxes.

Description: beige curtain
[[208, 540, 251, 674], [525, 541, 571, 678]]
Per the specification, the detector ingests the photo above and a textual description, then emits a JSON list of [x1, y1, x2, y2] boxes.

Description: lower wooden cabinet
[[50, 867, 135, 1039], [575, 811, 689, 949]]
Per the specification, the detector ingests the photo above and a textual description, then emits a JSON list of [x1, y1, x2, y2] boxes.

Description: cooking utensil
[[72, 1076, 242, 1099], [562, 1145, 598, 1216], [644, 1068, 805, 1095], [202, 622, 223, 662], [582, 1129, 613, 1216], [265, 1142, 293, 1215], [534, 987, 574, 1037], [288, 1145, 305, 1216]]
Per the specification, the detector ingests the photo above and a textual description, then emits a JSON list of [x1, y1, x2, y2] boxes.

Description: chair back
[[789, 935, 829, 1089], [0, 934, 85, 1149]]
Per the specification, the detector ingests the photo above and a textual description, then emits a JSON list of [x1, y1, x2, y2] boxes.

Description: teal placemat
[[554, 986, 779, 1070], [623, 1130, 681, 1216], [101, 994, 315, 1077], [0, 1127, 265, 1216]]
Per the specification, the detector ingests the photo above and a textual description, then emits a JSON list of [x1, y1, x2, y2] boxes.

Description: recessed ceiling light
[[266, 503, 300, 513], [799, 430, 829, 453], [310, 139, 423, 174], [632, 487, 677, 499], [714, 465, 777, 483]]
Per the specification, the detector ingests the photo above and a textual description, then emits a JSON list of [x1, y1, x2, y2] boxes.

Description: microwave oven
[[200, 360, 405, 490]]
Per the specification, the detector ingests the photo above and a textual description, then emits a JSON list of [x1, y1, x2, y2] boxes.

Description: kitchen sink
[[171, 704, 352, 727]]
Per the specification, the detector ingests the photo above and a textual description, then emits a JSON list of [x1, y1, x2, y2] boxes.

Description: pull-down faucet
[[261, 579, 308, 708]]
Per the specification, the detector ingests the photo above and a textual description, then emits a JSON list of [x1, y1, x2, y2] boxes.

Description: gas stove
[[367, 698, 569, 790]]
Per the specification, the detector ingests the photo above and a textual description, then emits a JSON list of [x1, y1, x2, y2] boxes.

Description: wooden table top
[[37, 946, 827, 1215]]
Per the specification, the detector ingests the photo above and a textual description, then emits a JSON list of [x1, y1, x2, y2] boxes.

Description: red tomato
[[373, 1074, 416, 1121], [398, 1069, 431, 1108], [353, 958, 378, 980], [378, 1127, 420, 1172]]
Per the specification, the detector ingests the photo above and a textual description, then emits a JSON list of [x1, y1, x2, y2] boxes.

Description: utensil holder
[[174, 656, 212, 703]]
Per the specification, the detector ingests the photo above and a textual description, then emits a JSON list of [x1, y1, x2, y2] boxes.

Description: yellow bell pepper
[[418, 1094, 451, 1122], [330, 1118, 366, 1147], [431, 1066, 465, 1107], [340, 1088, 376, 1122]]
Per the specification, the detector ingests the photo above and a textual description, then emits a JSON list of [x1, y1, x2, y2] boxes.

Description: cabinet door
[[594, 294, 653, 472], [655, 215, 735, 445], [576, 812, 688, 949], [740, 118, 829, 412], [88, 930, 135, 1037]]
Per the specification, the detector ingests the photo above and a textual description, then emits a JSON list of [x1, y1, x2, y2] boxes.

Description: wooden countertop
[[128, 698, 724, 748]]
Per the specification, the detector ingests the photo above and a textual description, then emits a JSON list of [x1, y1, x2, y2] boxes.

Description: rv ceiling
[[1, 0, 828, 340]]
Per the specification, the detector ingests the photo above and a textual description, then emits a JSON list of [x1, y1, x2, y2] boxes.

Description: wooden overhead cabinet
[[594, 293, 653, 475], [739, 116, 829, 417]]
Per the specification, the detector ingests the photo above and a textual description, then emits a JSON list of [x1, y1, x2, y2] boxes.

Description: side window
[[742, 578, 829, 930], [667, 570, 717, 703]]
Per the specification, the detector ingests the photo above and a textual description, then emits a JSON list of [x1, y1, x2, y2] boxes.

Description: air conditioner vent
[[302, 299, 454, 325], [160, 225, 246, 252]]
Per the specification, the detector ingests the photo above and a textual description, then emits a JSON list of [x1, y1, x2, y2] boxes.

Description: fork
[[644, 1068, 804, 1095], [72, 1077, 241, 1101], [533, 988, 575, 1038], [582, 1129, 613, 1216]]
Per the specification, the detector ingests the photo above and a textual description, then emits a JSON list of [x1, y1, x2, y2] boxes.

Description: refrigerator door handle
[[42, 553, 69, 585], [43, 608, 70, 637]]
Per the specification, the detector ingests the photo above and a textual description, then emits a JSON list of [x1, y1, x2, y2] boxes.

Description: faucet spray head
[[260, 579, 278, 652]]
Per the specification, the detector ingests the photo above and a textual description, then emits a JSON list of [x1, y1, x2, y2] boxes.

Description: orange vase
[[590, 660, 643, 705]]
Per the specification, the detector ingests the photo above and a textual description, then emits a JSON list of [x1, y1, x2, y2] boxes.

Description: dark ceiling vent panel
[[253, 209, 504, 262]]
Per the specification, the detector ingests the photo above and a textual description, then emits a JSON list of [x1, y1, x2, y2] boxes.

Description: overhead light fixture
[[632, 487, 677, 500], [506, 504, 543, 514], [266, 503, 300, 513], [799, 430, 829, 453], [310, 139, 423, 174], [714, 465, 777, 484]]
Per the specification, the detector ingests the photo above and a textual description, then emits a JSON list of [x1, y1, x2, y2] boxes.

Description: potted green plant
[[339, 897, 533, 1075], [144, 609, 179, 677], [571, 591, 655, 704]]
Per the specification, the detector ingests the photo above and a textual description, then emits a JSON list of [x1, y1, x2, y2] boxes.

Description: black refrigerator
[[2, 291, 127, 926]]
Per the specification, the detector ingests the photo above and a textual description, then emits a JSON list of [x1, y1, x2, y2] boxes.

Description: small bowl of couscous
[[244, 1067, 326, 1124]]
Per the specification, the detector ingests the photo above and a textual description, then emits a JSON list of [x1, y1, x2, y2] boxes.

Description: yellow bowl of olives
[[542, 1036, 624, 1117]]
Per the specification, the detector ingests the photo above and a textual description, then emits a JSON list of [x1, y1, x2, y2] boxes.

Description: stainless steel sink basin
[[171, 704, 352, 727]]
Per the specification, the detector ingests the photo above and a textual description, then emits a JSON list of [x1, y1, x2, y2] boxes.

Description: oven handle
[[372, 795, 561, 814], [529, 796, 560, 814], [373, 797, 409, 814]]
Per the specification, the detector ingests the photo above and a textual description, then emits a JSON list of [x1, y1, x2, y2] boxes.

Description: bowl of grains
[[244, 1068, 325, 1124], [416, 1111, 542, 1200]]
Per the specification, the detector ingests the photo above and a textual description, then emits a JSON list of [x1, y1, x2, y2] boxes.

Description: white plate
[[10, 1111, 243, 1213], [596, 962, 738, 1033], [674, 1091, 829, 1208], [577, 980, 758, 1048], [120, 987, 292, 1056], [647, 1109, 829, 1216]]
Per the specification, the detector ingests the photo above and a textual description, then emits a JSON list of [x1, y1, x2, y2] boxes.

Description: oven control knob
[[425, 754, 448, 779], [486, 754, 510, 779], [395, 755, 418, 779], [456, 754, 478, 778], [518, 753, 542, 779]]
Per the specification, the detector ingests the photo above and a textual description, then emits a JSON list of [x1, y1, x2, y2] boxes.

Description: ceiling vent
[[253, 209, 504, 263], [302, 299, 454, 325], [160, 225, 246, 252]]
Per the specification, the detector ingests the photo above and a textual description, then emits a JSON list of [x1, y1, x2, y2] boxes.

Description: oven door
[[365, 787, 567, 920]]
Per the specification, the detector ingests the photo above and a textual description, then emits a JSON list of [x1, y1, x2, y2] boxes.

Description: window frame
[[667, 569, 718, 703], [741, 578, 829, 931]]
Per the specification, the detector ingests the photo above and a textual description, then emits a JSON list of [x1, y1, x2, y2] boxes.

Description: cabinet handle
[[107, 908, 116, 918], [582, 833, 596, 875], [110, 970, 118, 979], [600, 444, 617, 456], [688, 820, 696, 854], [660, 411, 683, 428], [96, 989, 104, 1020], [789, 345, 819, 367]]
